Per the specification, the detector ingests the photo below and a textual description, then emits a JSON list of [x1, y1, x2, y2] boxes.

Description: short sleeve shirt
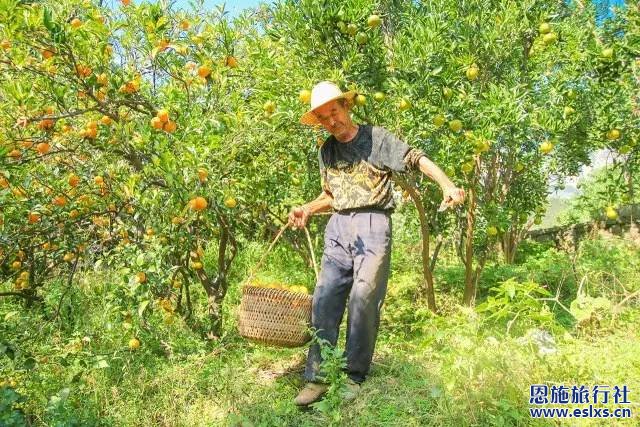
[[318, 125, 424, 211]]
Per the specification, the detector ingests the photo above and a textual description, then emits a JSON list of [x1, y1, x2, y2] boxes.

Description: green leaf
[[138, 300, 150, 317], [94, 358, 109, 369], [4, 311, 19, 321]]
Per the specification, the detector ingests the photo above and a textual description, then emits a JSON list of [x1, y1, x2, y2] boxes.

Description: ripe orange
[[156, 109, 169, 123], [225, 56, 238, 68], [37, 142, 50, 154], [52, 196, 66, 206], [97, 73, 108, 86], [179, 19, 190, 30], [68, 174, 80, 187], [163, 120, 177, 133], [189, 196, 207, 211], [150, 117, 163, 129], [37, 119, 55, 130], [100, 116, 112, 126], [28, 212, 41, 223], [197, 65, 211, 78], [8, 149, 21, 159], [41, 48, 55, 59], [71, 18, 82, 29], [136, 272, 146, 283], [94, 175, 104, 185]]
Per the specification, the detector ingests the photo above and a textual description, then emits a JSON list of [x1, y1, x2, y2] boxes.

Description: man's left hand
[[440, 187, 465, 210]]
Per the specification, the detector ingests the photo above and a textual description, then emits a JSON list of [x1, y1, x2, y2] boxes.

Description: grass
[[1, 235, 640, 426]]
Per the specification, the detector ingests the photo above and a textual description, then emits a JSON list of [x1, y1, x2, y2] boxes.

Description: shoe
[[341, 379, 361, 402], [294, 382, 329, 406]]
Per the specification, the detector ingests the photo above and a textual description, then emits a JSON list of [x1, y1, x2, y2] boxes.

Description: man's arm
[[416, 156, 465, 208], [288, 190, 333, 229]]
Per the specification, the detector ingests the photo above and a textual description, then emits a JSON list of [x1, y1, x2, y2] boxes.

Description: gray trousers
[[304, 210, 392, 384]]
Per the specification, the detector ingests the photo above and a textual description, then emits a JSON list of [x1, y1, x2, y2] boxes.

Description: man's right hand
[[288, 206, 310, 229]]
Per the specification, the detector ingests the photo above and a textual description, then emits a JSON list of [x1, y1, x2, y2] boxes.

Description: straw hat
[[299, 81, 356, 126]]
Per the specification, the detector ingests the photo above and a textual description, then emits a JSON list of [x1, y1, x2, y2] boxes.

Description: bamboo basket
[[237, 223, 318, 347]]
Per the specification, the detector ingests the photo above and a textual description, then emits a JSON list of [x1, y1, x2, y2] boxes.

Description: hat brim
[[299, 90, 357, 126]]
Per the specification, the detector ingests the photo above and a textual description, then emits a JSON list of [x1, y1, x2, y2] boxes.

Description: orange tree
[[0, 0, 317, 337], [579, 2, 640, 218], [258, 0, 638, 308]]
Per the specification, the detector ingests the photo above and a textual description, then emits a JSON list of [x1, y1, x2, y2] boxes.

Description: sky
[[173, 0, 626, 18], [172, 0, 266, 16]]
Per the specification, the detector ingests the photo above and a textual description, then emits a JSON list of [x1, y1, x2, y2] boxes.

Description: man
[[289, 81, 465, 406]]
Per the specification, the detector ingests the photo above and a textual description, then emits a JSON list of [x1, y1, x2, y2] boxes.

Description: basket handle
[[242, 222, 319, 287]]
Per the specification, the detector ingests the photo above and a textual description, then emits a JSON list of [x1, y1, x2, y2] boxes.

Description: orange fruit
[[28, 212, 41, 223], [179, 19, 190, 30], [94, 176, 104, 185], [150, 117, 163, 129], [540, 140, 554, 154], [225, 56, 238, 68], [97, 73, 108, 86], [156, 109, 169, 123], [128, 338, 140, 350], [197, 168, 208, 182], [8, 149, 21, 159], [189, 196, 207, 211], [100, 116, 112, 126], [466, 64, 479, 80], [71, 18, 82, 29], [52, 196, 66, 206], [197, 65, 211, 78], [163, 120, 177, 133], [224, 197, 237, 208], [41, 48, 55, 59], [68, 174, 80, 187], [36, 142, 50, 154], [136, 272, 146, 283]]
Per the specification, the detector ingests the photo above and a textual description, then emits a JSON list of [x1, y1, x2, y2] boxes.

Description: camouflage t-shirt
[[319, 125, 425, 211]]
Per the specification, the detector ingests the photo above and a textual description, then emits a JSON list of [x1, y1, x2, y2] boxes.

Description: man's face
[[313, 100, 352, 138]]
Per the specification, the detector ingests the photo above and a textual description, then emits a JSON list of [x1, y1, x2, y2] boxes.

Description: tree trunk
[[463, 184, 477, 306], [395, 177, 437, 312], [501, 229, 517, 264]]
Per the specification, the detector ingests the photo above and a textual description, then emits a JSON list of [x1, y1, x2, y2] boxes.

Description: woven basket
[[238, 285, 313, 347]]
